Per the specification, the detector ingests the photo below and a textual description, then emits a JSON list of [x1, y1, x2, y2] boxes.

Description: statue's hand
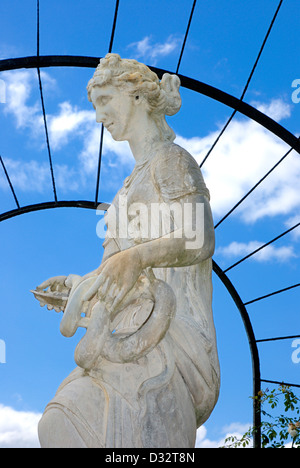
[[33, 276, 71, 312], [36, 275, 68, 293], [83, 249, 143, 313], [36, 274, 82, 293]]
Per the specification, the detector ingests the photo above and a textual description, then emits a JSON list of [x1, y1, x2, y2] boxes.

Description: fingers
[[83, 273, 106, 302], [110, 289, 126, 311], [36, 276, 67, 291], [99, 276, 111, 298], [82, 260, 131, 312], [36, 279, 52, 291], [83, 272, 125, 313], [104, 284, 119, 313]]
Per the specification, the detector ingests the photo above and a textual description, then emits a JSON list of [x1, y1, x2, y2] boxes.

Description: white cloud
[[0, 157, 85, 194], [284, 214, 300, 240], [53, 164, 82, 193], [0, 158, 51, 192], [1, 70, 133, 194], [48, 101, 94, 150], [176, 98, 300, 224], [2, 69, 56, 134], [127, 35, 182, 63], [251, 98, 292, 121], [195, 425, 220, 448], [0, 402, 250, 449], [195, 422, 252, 448], [216, 240, 297, 263], [0, 404, 41, 448], [2, 70, 42, 131], [79, 126, 134, 179], [2, 70, 95, 150], [2, 70, 299, 224]]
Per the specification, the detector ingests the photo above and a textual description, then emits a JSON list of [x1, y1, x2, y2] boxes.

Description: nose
[[96, 107, 105, 124]]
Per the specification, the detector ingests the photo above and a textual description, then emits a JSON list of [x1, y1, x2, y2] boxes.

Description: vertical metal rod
[[108, 0, 120, 54], [200, 0, 284, 168], [36, 0, 57, 203], [95, 124, 104, 206], [212, 261, 261, 448], [94, 0, 120, 206], [0, 155, 20, 209], [176, 0, 197, 74], [214, 145, 295, 229], [224, 221, 300, 273]]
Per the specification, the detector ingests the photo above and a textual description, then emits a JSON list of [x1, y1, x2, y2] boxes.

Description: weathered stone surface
[[32, 54, 220, 448]]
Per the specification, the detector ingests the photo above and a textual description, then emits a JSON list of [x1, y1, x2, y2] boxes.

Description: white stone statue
[[32, 54, 220, 448]]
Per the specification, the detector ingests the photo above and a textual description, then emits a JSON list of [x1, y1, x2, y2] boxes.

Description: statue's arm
[[84, 192, 214, 312], [134, 193, 215, 269], [84, 145, 215, 311], [137, 143, 215, 268]]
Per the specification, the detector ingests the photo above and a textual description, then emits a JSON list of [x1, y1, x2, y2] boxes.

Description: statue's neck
[[128, 116, 167, 163]]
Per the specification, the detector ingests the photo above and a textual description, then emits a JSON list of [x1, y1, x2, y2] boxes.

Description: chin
[[110, 132, 126, 142]]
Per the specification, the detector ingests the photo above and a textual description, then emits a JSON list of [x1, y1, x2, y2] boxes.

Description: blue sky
[[0, 0, 299, 448]]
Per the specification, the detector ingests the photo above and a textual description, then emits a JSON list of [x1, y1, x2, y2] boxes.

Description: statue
[[32, 54, 220, 448]]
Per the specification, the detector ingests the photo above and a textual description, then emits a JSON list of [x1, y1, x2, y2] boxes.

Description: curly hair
[[87, 53, 181, 141]]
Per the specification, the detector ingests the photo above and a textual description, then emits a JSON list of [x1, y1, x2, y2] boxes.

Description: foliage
[[221, 385, 300, 448]]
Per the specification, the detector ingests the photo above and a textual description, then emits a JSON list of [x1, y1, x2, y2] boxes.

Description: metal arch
[[1, 55, 299, 227], [2, 55, 300, 449], [0, 197, 262, 437], [0, 200, 263, 446], [0, 207, 263, 448], [0, 200, 110, 223], [1, 55, 300, 155], [212, 261, 261, 448]]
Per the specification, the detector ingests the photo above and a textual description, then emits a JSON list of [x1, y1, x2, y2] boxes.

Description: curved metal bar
[[0, 203, 263, 447], [0, 200, 109, 223], [1, 55, 299, 154], [0, 195, 263, 441], [4, 55, 297, 447], [212, 260, 261, 448]]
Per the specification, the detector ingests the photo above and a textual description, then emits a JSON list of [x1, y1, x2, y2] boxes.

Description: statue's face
[[90, 85, 136, 142]]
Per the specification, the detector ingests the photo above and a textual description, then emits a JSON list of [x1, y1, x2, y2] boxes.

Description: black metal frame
[[1, 0, 299, 449], [1, 56, 299, 157]]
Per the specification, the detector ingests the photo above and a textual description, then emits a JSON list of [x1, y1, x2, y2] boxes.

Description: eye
[[98, 96, 111, 106]]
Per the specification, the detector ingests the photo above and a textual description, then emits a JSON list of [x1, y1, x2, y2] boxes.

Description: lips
[[105, 122, 114, 131]]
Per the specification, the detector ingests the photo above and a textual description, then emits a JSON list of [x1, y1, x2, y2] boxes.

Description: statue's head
[[87, 53, 181, 142]]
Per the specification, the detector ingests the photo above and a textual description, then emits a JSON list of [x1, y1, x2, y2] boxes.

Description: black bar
[[36, 67, 57, 203], [240, 0, 283, 102], [36, 1, 57, 203], [108, 0, 120, 54], [214, 145, 295, 229], [0, 155, 20, 209], [261, 379, 300, 389], [95, 125, 104, 205], [256, 335, 300, 343], [212, 260, 261, 448], [176, 0, 197, 74], [200, 110, 236, 168], [224, 221, 300, 273], [0, 56, 299, 155], [245, 282, 300, 306], [200, 0, 284, 167], [94, 0, 120, 206], [0, 55, 100, 71], [0, 200, 110, 223]]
